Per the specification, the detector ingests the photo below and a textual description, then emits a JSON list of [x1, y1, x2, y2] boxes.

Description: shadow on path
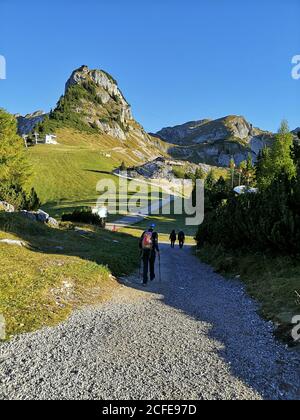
[[1, 213, 299, 400], [120, 244, 300, 400]]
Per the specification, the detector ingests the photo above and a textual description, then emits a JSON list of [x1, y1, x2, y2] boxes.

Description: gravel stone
[[0, 245, 299, 400]]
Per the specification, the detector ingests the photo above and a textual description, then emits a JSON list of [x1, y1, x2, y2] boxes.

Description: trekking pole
[[158, 253, 162, 283], [139, 250, 143, 282], [139, 258, 142, 280]]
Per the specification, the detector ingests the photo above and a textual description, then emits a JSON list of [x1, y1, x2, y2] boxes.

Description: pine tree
[[25, 188, 41, 211], [256, 147, 271, 189], [205, 170, 216, 191], [270, 120, 296, 181], [245, 153, 255, 186], [120, 161, 127, 171], [229, 157, 236, 188], [0, 109, 32, 187], [238, 160, 247, 185], [256, 120, 296, 190]]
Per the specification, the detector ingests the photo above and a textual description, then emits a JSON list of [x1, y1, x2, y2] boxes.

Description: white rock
[[36, 209, 49, 223], [0, 239, 26, 247], [0, 201, 15, 213], [47, 217, 59, 228]]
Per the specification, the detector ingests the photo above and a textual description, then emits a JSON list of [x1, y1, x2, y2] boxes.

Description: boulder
[[47, 217, 59, 228], [36, 209, 50, 223], [20, 210, 38, 222], [0, 201, 15, 213], [20, 209, 52, 224]]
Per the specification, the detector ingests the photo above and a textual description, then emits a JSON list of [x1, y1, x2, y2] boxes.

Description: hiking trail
[[0, 244, 299, 400]]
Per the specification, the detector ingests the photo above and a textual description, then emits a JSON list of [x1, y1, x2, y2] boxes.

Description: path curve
[[0, 245, 299, 400]]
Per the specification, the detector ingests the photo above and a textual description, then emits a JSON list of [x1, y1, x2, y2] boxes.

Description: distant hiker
[[139, 224, 160, 286], [170, 230, 177, 248], [178, 230, 185, 249]]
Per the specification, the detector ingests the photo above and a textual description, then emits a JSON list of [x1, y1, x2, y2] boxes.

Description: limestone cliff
[[155, 116, 275, 166]]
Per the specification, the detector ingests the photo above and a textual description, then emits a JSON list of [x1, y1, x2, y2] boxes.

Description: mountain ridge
[[154, 115, 277, 166], [15, 66, 299, 168]]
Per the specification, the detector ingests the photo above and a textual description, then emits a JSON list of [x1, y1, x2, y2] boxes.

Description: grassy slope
[[197, 245, 300, 345], [27, 128, 165, 217], [0, 128, 171, 338], [0, 213, 140, 338], [2, 126, 236, 339]]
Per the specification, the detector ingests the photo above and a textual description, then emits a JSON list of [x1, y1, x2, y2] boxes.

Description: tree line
[[196, 121, 300, 255], [0, 109, 40, 210]]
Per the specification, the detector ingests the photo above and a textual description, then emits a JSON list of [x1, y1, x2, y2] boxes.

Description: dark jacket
[[170, 231, 177, 241], [178, 231, 185, 242]]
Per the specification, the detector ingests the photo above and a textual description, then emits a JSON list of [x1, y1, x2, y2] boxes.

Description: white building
[[92, 206, 108, 218], [45, 134, 58, 145]]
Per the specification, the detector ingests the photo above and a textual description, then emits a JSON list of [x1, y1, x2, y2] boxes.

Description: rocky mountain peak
[[156, 115, 274, 167], [157, 115, 265, 146], [219, 115, 262, 139], [16, 66, 155, 149], [50, 65, 137, 139], [65, 65, 133, 125]]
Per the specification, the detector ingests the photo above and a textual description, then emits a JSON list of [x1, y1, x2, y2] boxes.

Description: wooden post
[[22, 135, 28, 148], [34, 132, 39, 144]]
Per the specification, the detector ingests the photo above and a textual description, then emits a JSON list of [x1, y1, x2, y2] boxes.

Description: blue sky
[[0, 0, 299, 132]]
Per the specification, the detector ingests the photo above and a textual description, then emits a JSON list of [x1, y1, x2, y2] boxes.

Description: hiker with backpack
[[178, 230, 186, 249], [139, 224, 160, 286], [169, 230, 177, 248]]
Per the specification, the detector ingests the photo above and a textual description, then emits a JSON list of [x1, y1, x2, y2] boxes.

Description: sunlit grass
[[26, 127, 165, 218], [0, 213, 140, 338]]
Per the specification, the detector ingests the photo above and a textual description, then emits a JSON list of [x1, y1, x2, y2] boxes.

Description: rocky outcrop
[[15, 66, 164, 156], [156, 116, 275, 167], [117, 158, 175, 181], [154, 119, 211, 145], [15, 66, 167, 166], [21, 209, 59, 227], [62, 65, 145, 141], [66, 66, 133, 123], [156, 116, 262, 145], [292, 128, 300, 138], [115, 157, 213, 181], [16, 111, 47, 135]]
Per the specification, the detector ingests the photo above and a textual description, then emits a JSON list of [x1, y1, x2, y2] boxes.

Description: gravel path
[[0, 245, 299, 400]]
